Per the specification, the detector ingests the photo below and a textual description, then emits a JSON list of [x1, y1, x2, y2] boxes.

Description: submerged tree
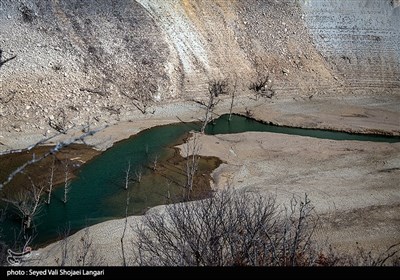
[[47, 155, 56, 205], [63, 161, 71, 204], [135, 167, 142, 184], [124, 161, 131, 190], [3, 177, 45, 230], [183, 133, 201, 201]]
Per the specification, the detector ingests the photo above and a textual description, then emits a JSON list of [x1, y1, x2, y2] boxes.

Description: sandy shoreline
[[5, 93, 400, 266], [1, 93, 399, 154]]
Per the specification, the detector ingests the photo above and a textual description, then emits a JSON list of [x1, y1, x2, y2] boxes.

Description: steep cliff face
[[136, 0, 337, 97], [302, 0, 400, 91], [0, 0, 398, 136]]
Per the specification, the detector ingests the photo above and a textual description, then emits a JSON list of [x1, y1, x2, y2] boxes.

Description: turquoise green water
[[1, 114, 399, 248], [206, 114, 400, 142]]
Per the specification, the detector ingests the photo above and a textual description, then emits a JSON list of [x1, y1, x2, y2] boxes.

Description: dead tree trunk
[[121, 191, 130, 266], [125, 161, 131, 190], [229, 78, 237, 121], [199, 80, 228, 133], [135, 167, 142, 183], [47, 156, 56, 205], [63, 162, 70, 204], [152, 155, 158, 172], [25, 181, 44, 230], [184, 134, 200, 201], [4, 179, 45, 230]]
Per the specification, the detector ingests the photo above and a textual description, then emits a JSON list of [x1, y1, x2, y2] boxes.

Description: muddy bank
[[0, 121, 223, 249], [0, 143, 100, 198]]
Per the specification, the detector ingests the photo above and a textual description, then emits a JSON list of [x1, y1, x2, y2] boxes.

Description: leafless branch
[[198, 80, 228, 133], [0, 126, 106, 191], [132, 190, 320, 266], [183, 133, 201, 201], [249, 74, 275, 100], [79, 87, 109, 97], [47, 155, 56, 205], [125, 161, 131, 190], [121, 191, 130, 266]]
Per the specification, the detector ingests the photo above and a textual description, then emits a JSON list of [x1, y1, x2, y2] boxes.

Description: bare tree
[[152, 155, 158, 172], [76, 228, 93, 266], [196, 80, 228, 133], [63, 161, 71, 204], [124, 161, 131, 190], [47, 155, 56, 205], [3, 177, 45, 230], [132, 190, 322, 266], [56, 223, 71, 266], [135, 167, 142, 183], [249, 74, 275, 100], [121, 89, 155, 115], [55, 224, 104, 266], [183, 133, 201, 201], [121, 191, 130, 266], [229, 76, 238, 121]]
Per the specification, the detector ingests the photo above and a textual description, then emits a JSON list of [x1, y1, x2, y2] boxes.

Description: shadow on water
[[1, 114, 399, 248]]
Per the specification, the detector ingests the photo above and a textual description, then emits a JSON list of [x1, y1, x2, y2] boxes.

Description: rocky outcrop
[[0, 0, 398, 138]]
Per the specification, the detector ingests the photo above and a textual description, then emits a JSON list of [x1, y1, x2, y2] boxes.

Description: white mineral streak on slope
[[137, 0, 210, 74]]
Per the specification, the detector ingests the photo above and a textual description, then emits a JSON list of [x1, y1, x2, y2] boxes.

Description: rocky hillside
[[0, 0, 399, 138]]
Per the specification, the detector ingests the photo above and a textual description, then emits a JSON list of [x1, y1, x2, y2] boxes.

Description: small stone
[[26, 105, 31, 110]]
